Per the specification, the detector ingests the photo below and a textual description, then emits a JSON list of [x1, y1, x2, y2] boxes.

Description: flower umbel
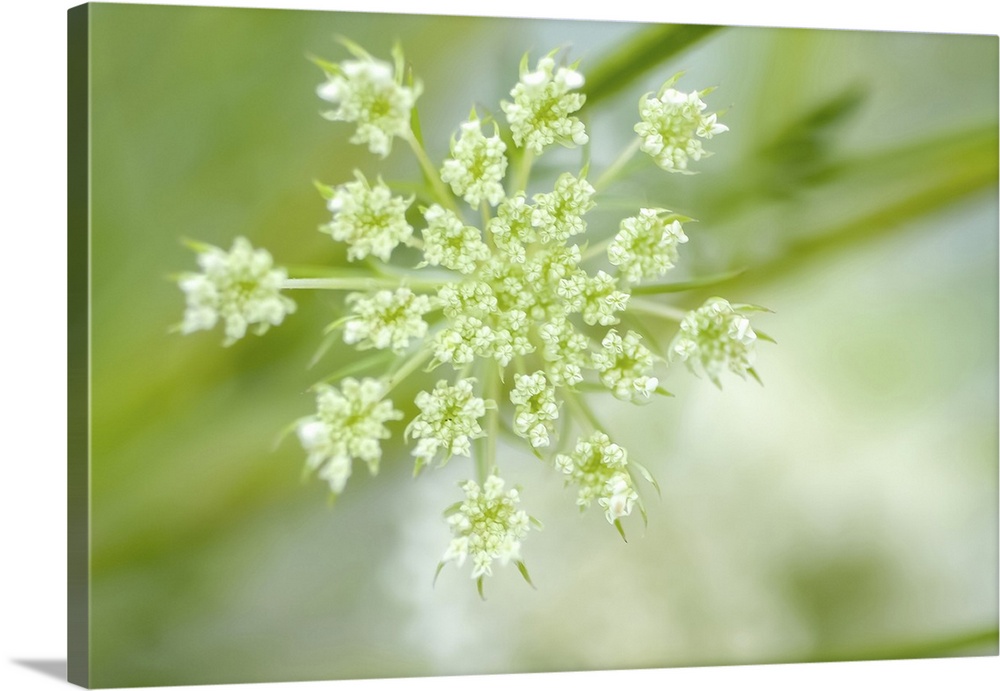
[[297, 377, 403, 494], [555, 431, 639, 526], [608, 209, 690, 283], [316, 42, 421, 157], [406, 379, 490, 473], [670, 297, 762, 386], [177, 237, 296, 346], [440, 116, 508, 208], [320, 172, 414, 262], [635, 76, 728, 172], [176, 40, 771, 592], [440, 475, 535, 592], [501, 52, 588, 155], [342, 287, 433, 353]]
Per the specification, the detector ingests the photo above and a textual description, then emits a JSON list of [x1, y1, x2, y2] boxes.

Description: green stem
[[580, 236, 614, 263], [594, 137, 642, 192], [405, 131, 460, 213], [386, 347, 434, 392], [563, 388, 601, 433], [481, 360, 500, 484], [480, 200, 493, 242], [283, 277, 444, 292], [628, 297, 687, 322], [512, 148, 535, 195]]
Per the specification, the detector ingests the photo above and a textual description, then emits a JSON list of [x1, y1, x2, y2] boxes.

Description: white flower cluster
[[509, 371, 560, 449], [420, 204, 490, 274], [530, 173, 596, 244], [608, 209, 689, 283], [441, 475, 532, 580], [592, 329, 660, 402], [406, 379, 489, 472], [316, 51, 421, 157], [501, 54, 588, 155], [296, 377, 403, 494], [635, 82, 728, 172], [178, 237, 296, 346], [343, 287, 433, 353], [177, 41, 768, 591], [670, 297, 759, 386], [440, 118, 508, 208], [322, 172, 414, 262], [555, 432, 639, 524]]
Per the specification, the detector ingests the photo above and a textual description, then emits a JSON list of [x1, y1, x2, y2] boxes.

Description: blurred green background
[[85, 3, 998, 687]]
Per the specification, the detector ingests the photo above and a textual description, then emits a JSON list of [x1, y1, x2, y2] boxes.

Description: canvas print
[[68, 2, 998, 687]]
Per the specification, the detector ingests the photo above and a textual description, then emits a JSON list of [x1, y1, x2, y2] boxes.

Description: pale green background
[[86, 3, 998, 686]]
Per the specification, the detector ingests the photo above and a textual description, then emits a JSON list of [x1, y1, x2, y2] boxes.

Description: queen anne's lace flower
[[501, 54, 588, 155], [440, 118, 508, 208], [177, 39, 765, 591], [580, 271, 630, 326], [538, 317, 589, 387], [178, 237, 296, 346], [442, 475, 532, 580], [509, 371, 560, 448], [635, 82, 727, 172], [316, 51, 421, 157], [608, 209, 689, 283], [488, 194, 535, 263], [406, 379, 490, 471], [530, 173, 596, 244], [322, 172, 414, 261], [343, 287, 433, 353], [670, 297, 758, 386], [420, 204, 490, 274], [297, 377, 403, 494], [554, 432, 638, 524], [592, 329, 660, 402]]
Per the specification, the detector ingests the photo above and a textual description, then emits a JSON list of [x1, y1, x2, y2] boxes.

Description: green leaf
[[306, 53, 340, 75], [335, 35, 373, 62], [180, 237, 215, 254], [442, 500, 463, 517], [409, 102, 425, 149], [273, 416, 307, 453], [476, 576, 486, 600], [313, 179, 335, 200], [433, 561, 446, 587], [630, 268, 747, 295], [738, 124, 998, 286], [515, 560, 536, 589], [391, 41, 405, 83], [631, 460, 661, 498], [754, 329, 777, 344], [613, 518, 628, 543], [584, 25, 722, 109]]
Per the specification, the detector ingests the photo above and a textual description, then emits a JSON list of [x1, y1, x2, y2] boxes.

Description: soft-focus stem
[[580, 236, 614, 263], [512, 149, 535, 195], [628, 297, 688, 322], [386, 347, 434, 392], [283, 277, 444, 292], [563, 389, 601, 433], [594, 137, 642, 192], [480, 201, 493, 244], [405, 132, 460, 213], [481, 360, 500, 484]]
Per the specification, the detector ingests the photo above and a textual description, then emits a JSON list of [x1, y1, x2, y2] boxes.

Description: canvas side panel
[[67, 3, 91, 688]]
